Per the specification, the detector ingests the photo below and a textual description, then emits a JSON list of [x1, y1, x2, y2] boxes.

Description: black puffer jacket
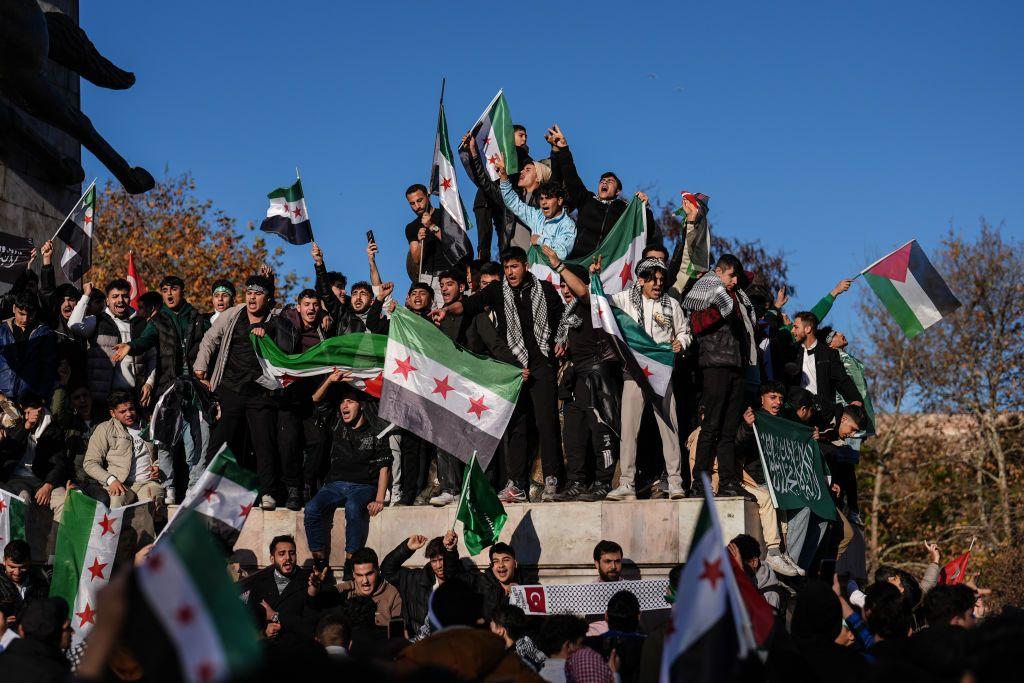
[[380, 540, 463, 633], [0, 416, 69, 487]]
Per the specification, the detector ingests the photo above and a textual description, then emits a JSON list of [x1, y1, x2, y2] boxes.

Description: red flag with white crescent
[[127, 251, 145, 309]]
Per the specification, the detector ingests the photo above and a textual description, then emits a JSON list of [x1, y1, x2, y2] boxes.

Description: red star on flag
[[292, 204, 303, 219], [146, 553, 164, 573], [196, 662, 217, 683], [441, 177, 453, 191], [432, 375, 454, 400], [392, 356, 417, 380], [84, 212, 93, 226], [546, 273, 554, 283], [280, 201, 290, 216], [363, 371, 384, 397], [487, 154, 499, 167], [87, 557, 108, 581], [76, 603, 97, 627], [619, 260, 633, 289], [482, 136, 492, 146], [176, 604, 195, 626], [699, 557, 725, 590], [0, 498, 6, 513], [97, 513, 116, 536], [467, 395, 489, 420], [202, 487, 218, 502], [642, 365, 654, 379], [240, 503, 253, 518]]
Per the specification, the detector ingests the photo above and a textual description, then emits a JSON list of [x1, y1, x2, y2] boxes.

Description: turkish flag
[[127, 251, 146, 309], [939, 551, 971, 585], [523, 586, 547, 614]]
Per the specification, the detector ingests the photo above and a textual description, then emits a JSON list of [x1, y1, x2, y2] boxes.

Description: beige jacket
[[83, 418, 156, 485], [194, 304, 277, 391]]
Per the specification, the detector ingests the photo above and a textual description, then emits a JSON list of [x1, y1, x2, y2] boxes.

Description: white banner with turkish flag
[[510, 579, 670, 616]]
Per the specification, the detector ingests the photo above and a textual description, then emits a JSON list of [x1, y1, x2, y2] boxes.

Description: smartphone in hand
[[366, 230, 375, 243]]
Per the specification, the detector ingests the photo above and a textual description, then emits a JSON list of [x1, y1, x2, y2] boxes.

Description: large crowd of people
[[0, 122, 1010, 682]]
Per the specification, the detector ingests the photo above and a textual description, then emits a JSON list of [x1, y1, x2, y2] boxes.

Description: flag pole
[[968, 537, 976, 552], [450, 450, 476, 533], [50, 178, 97, 243]]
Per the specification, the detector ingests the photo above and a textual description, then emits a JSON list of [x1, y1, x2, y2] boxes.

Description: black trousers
[[474, 200, 497, 261], [436, 451, 464, 495], [278, 407, 330, 490], [562, 372, 617, 485], [398, 431, 432, 504], [694, 367, 745, 484], [504, 361, 560, 490], [209, 387, 279, 495]]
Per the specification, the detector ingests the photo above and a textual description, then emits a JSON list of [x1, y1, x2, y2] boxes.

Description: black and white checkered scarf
[[631, 258, 674, 332], [682, 271, 758, 364], [504, 274, 551, 367], [554, 298, 583, 346]]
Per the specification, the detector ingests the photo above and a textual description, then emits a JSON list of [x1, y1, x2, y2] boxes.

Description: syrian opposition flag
[[528, 195, 648, 296], [0, 489, 27, 546], [57, 181, 97, 282], [590, 277, 674, 423], [379, 306, 523, 470], [50, 491, 150, 644], [468, 90, 518, 181], [127, 250, 146, 309], [253, 332, 387, 398], [125, 510, 262, 683], [0, 232, 35, 295], [660, 475, 758, 682], [429, 102, 473, 267], [861, 240, 961, 339], [260, 178, 313, 245], [168, 447, 258, 548]]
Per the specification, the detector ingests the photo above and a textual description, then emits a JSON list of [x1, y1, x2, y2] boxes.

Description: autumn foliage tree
[[88, 173, 300, 305]]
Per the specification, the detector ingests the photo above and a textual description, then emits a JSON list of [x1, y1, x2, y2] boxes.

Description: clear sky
[[79, 1, 1023, 341]]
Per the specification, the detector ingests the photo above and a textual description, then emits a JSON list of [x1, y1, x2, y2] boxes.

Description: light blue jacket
[[500, 180, 577, 258]]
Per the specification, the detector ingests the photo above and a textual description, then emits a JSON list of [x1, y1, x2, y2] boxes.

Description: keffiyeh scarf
[[554, 298, 583, 346], [504, 274, 551, 367], [510, 579, 671, 615], [682, 271, 758, 365], [628, 283, 675, 333]]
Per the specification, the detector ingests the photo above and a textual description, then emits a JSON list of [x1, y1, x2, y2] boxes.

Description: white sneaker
[[668, 484, 686, 500], [260, 494, 277, 511], [782, 553, 806, 576], [164, 487, 176, 505], [429, 491, 457, 507], [605, 484, 637, 501], [764, 553, 799, 577]]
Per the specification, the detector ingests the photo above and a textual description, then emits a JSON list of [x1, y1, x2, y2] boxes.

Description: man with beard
[[545, 248, 621, 502], [312, 242, 389, 334], [195, 274, 288, 510], [432, 247, 563, 502], [405, 184, 459, 305], [244, 535, 327, 642], [112, 276, 211, 502], [68, 279, 156, 409], [594, 540, 623, 582]]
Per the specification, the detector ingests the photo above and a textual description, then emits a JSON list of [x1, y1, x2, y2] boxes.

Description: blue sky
[[79, 1, 1023, 344]]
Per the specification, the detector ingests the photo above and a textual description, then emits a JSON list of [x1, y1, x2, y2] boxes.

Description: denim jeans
[[157, 402, 211, 495], [303, 480, 376, 554]]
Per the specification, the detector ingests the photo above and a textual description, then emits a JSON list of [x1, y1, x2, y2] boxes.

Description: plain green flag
[[455, 454, 507, 555]]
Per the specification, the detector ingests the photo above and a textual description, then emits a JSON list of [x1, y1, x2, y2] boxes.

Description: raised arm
[[67, 285, 97, 338], [543, 245, 587, 298], [546, 125, 589, 208]]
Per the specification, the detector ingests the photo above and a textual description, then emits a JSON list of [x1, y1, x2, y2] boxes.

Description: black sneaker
[[717, 482, 757, 503], [285, 486, 303, 511], [686, 481, 705, 499], [552, 481, 586, 501], [578, 481, 611, 502]]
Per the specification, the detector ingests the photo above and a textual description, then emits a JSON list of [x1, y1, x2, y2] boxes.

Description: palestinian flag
[[0, 488, 26, 546], [862, 240, 960, 339], [57, 181, 97, 282], [379, 306, 523, 470], [169, 447, 258, 548], [673, 191, 712, 278], [253, 332, 387, 398], [660, 475, 758, 682], [50, 491, 150, 644], [126, 510, 262, 683], [469, 90, 518, 181], [590, 277, 674, 423], [260, 178, 313, 245], [528, 195, 648, 296], [455, 453, 507, 556]]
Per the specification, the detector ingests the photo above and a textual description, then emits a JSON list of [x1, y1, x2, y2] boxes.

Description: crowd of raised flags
[[0, 85, 979, 683]]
